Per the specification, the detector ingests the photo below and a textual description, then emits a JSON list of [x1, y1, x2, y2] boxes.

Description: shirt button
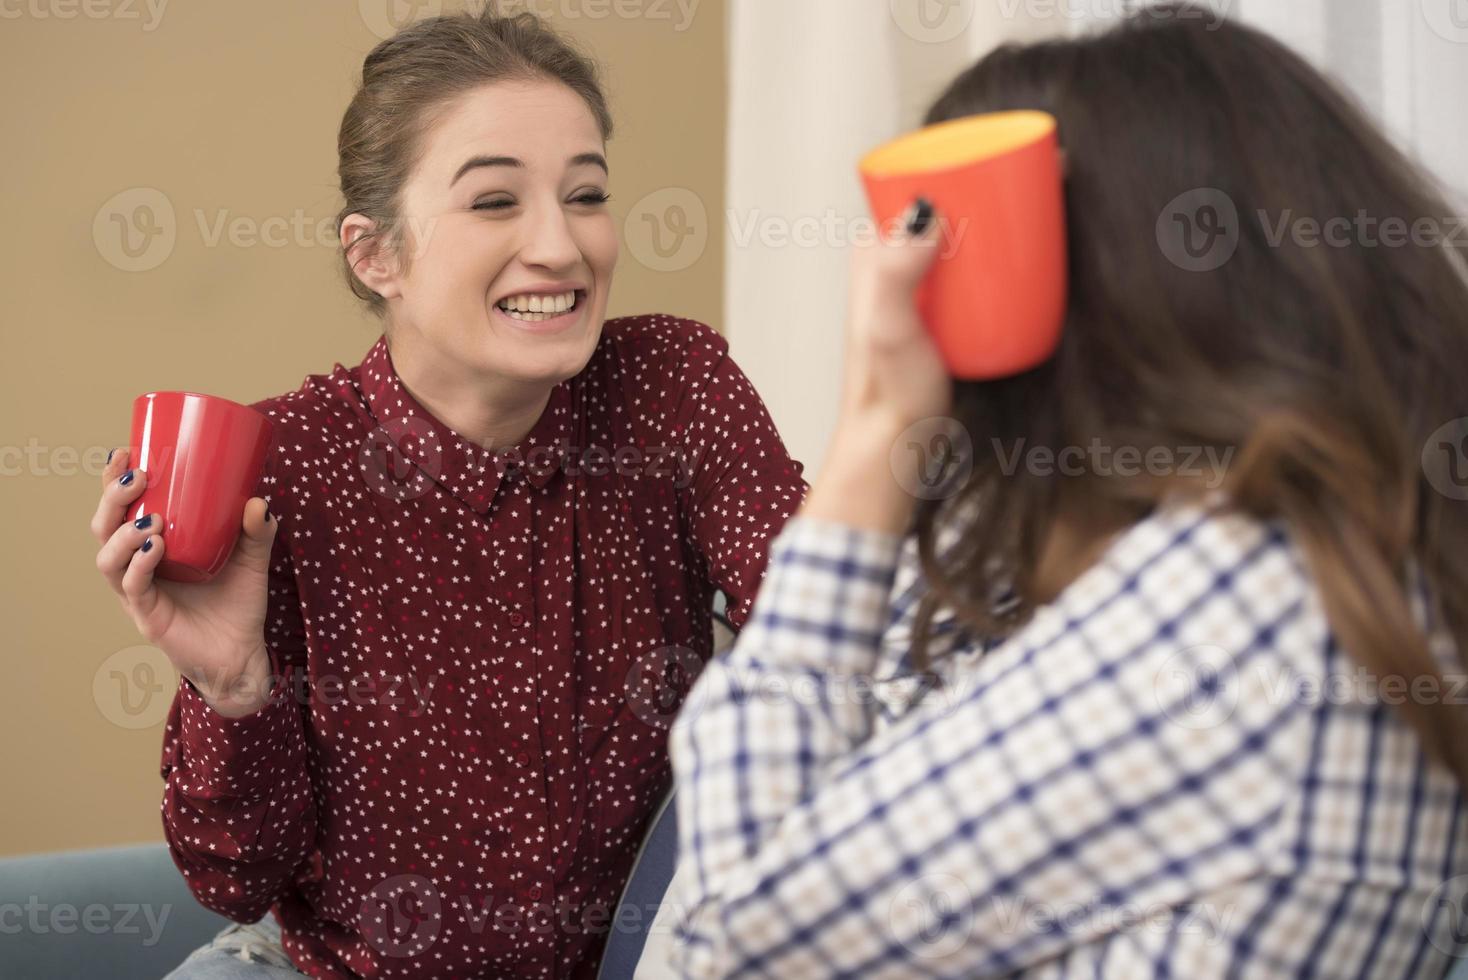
[[525, 885, 543, 901], [508, 611, 526, 627], [514, 750, 531, 767]]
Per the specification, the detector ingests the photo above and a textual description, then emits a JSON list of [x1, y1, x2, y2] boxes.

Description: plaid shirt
[[664, 496, 1468, 978]]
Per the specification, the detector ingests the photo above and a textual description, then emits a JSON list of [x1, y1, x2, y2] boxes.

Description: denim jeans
[[161, 914, 304, 978]]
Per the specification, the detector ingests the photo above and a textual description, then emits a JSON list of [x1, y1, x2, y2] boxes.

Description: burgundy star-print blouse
[[157, 315, 809, 979]]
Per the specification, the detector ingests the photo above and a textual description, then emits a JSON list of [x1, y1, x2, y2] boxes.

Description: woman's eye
[[472, 198, 514, 211], [572, 191, 611, 206]]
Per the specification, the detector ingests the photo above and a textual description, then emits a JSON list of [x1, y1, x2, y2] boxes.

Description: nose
[[517, 198, 582, 273]]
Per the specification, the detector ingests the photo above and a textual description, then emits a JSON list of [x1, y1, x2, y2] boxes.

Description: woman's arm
[[662, 205, 1316, 977], [158, 477, 319, 923], [669, 319, 810, 630]]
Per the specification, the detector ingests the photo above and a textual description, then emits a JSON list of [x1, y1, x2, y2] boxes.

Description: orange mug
[[859, 110, 1068, 380]]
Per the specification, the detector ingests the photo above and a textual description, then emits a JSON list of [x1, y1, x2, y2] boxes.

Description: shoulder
[[244, 350, 376, 497], [248, 352, 372, 442]]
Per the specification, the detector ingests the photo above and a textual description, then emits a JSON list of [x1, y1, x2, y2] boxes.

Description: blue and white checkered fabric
[[665, 496, 1468, 978]]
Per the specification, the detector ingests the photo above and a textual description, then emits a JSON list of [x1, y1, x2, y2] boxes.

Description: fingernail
[[133, 514, 153, 531], [904, 197, 935, 236], [141, 538, 153, 553], [106, 448, 115, 466], [119, 469, 135, 487]]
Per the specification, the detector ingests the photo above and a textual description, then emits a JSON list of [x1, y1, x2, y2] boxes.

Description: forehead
[[418, 78, 604, 171]]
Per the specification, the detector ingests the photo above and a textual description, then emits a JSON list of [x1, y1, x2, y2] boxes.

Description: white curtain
[[722, 0, 1468, 480], [722, 1, 1056, 478]]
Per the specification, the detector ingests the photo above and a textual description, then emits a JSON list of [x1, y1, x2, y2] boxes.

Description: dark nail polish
[[119, 470, 134, 487], [106, 448, 115, 466], [133, 514, 153, 531], [904, 197, 935, 236], [141, 538, 153, 553]]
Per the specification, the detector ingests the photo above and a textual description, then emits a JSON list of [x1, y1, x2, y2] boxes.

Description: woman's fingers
[[96, 507, 159, 598], [120, 530, 168, 634], [90, 449, 146, 545]]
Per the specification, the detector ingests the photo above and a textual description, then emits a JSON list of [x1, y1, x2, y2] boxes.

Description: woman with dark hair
[[668, 6, 1468, 976], [88, 10, 805, 978]]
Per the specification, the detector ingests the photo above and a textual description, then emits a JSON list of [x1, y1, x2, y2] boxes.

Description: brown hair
[[910, 4, 1468, 787], [335, 10, 613, 317]]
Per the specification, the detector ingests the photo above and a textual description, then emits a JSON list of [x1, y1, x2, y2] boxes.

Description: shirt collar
[[356, 334, 574, 515]]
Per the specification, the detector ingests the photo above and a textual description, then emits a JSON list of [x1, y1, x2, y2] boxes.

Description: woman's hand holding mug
[[802, 199, 953, 535], [91, 447, 279, 718]]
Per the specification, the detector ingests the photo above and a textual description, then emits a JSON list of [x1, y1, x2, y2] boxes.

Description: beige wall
[[0, 0, 725, 857]]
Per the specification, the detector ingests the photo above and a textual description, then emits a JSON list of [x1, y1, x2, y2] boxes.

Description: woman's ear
[[340, 213, 403, 301]]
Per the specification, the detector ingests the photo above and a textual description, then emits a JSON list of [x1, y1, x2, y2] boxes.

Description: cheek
[[579, 217, 620, 279], [421, 227, 515, 301]]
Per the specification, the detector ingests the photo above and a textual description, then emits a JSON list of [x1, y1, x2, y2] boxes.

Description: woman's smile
[[492, 286, 588, 333]]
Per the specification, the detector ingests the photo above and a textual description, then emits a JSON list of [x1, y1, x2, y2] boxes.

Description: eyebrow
[[450, 152, 609, 186]]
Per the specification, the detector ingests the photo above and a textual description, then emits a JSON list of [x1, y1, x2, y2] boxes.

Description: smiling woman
[[86, 9, 808, 980]]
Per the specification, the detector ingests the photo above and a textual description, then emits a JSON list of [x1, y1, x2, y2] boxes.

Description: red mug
[[127, 391, 274, 583], [859, 109, 1068, 380]]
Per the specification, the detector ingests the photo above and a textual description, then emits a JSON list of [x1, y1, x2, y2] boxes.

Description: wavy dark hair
[[908, 3, 1468, 788]]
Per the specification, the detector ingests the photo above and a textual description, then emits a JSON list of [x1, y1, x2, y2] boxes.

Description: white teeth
[[497, 290, 577, 315]]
